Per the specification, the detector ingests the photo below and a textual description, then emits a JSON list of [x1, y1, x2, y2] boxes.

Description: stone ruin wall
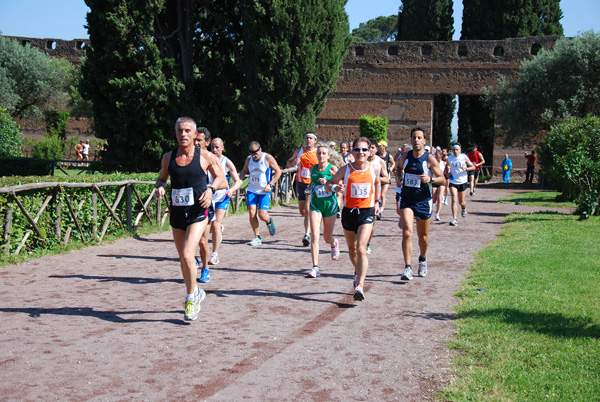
[[7, 35, 560, 173], [316, 36, 559, 173]]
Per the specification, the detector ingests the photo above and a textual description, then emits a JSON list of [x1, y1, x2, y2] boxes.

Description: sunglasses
[[353, 147, 369, 153], [248, 148, 260, 155]]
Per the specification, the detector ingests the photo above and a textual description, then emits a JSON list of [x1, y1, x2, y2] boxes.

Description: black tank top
[[168, 147, 208, 213]]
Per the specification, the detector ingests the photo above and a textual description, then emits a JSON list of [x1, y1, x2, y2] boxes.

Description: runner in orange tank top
[[286, 133, 319, 246], [326, 137, 381, 302]]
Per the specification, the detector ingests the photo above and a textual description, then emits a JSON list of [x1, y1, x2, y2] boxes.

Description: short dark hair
[[197, 127, 211, 142], [248, 141, 260, 150], [352, 137, 370, 149], [411, 127, 425, 137]]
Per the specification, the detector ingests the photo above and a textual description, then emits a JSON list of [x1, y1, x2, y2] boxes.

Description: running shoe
[[398, 218, 403, 230], [353, 273, 357, 288], [353, 285, 365, 301], [461, 208, 467, 218], [434, 213, 440, 221], [199, 267, 210, 283], [195, 256, 200, 268], [331, 238, 340, 260], [220, 224, 224, 234], [449, 219, 458, 226], [337, 211, 341, 219], [307, 266, 320, 278], [376, 213, 381, 221], [469, 190, 473, 196], [442, 196, 448, 205], [208, 252, 219, 265], [418, 260, 428, 277], [249, 236, 262, 246], [366, 244, 372, 255], [302, 234, 310, 247], [267, 217, 276, 236], [401, 266, 413, 281], [183, 289, 206, 321]]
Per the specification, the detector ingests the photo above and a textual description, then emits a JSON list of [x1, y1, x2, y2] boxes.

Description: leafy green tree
[[0, 106, 23, 157], [485, 32, 600, 143], [397, 0, 455, 148], [82, 0, 349, 168], [359, 115, 389, 144], [351, 15, 399, 42], [459, 0, 563, 156], [537, 115, 600, 219], [0, 34, 74, 119], [237, 0, 350, 159], [81, 0, 183, 172]]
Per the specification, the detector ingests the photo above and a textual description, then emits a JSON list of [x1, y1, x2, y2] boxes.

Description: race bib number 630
[[172, 187, 194, 206]]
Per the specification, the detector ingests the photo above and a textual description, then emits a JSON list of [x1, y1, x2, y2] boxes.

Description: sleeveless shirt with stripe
[[296, 146, 318, 184], [343, 162, 377, 209], [400, 151, 432, 202], [247, 152, 271, 195]]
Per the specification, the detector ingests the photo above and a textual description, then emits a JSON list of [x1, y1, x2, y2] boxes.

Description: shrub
[[43, 110, 70, 140], [30, 135, 64, 160], [0, 106, 23, 157], [0, 157, 52, 176], [537, 115, 600, 219], [358, 115, 389, 144]]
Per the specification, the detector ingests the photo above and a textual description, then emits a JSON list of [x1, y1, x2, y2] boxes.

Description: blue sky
[[0, 0, 597, 40]]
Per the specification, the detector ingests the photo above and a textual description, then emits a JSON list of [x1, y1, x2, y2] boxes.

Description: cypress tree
[[397, 0, 455, 148], [459, 0, 563, 156], [81, 0, 349, 168]]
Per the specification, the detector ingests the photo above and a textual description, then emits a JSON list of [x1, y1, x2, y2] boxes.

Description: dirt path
[[0, 184, 569, 401]]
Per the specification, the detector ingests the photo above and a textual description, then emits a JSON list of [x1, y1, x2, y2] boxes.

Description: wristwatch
[[208, 186, 216, 193]]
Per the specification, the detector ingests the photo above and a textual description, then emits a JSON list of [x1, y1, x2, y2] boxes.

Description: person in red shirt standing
[[467, 144, 485, 196], [524, 150, 537, 183]]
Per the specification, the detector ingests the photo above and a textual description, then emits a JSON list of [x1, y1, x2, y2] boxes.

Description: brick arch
[[316, 36, 560, 153]]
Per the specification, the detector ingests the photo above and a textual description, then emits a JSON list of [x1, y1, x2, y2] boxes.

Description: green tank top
[[309, 163, 339, 217]]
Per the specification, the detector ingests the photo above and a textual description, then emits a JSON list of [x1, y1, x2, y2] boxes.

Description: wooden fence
[[0, 167, 298, 256]]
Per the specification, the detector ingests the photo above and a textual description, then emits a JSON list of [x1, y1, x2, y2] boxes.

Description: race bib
[[350, 182, 370, 199], [172, 187, 194, 206], [404, 173, 422, 188], [314, 185, 331, 198], [300, 167, 311, 179], [250, 172, 261, 183]]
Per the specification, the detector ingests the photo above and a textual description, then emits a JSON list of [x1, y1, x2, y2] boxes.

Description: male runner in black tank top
[[154, 117, 226, 321]]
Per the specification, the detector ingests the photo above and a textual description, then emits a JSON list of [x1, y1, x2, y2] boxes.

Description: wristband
[[155, 180, 166, 189], [331, 184, 338, 192], [208, 186, 216, 193]]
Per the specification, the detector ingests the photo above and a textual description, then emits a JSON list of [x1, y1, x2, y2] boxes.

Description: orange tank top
[[296, 147, 318, 184], [343, 162, 376, 209]]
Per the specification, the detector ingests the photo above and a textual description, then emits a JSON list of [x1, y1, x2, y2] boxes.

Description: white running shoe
[[462, 208, 467, 218], [449, 219, 458, 226], [442, 196, 448, 205], [183, 289, 206, 321], [307, 266, 320, 278], [353, 285, 365, 301], [418, 260, 427, 277], [208, 252, 219, 265], [331, 238, 340, 260], [434, 213, 440, 221], [401, 266, 413, 281]]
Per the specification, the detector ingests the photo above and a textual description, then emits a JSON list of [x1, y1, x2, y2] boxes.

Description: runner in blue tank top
[[397, 128, 444, 282]]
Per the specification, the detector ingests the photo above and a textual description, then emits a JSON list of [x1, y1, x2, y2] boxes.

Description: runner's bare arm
[[264, 154, 282, 193], [154, 152, 171, 199], [286, 148, 300, 168], [239, 156, 251, 181], [226, 159, 243, 197], [427, 154, 445, 185], [325, 165, 347, 193]]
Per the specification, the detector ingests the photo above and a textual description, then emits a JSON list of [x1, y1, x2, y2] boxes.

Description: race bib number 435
[[350, 182, 370, 198], [172, 187, 194, 206]]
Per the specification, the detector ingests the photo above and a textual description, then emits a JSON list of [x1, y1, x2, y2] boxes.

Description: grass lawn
[[442, 208, 600, 401], [497, 190, 577, 210]]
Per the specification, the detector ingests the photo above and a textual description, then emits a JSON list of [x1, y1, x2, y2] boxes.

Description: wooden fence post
[[126, 184, 132, 232], [3, 194, 13, 255], [92, 191, 98, 241]]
